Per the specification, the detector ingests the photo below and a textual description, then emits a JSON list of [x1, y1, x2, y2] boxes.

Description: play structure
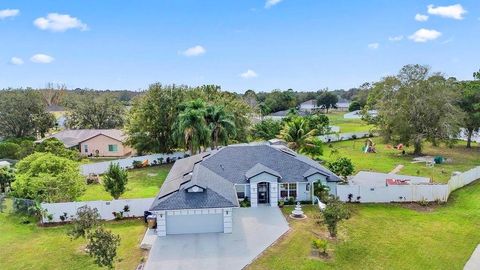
[[363, 139, 376, 153]]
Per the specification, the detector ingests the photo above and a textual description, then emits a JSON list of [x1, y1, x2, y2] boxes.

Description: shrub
[[312, 238, 328, 253], [132, 160, 142, 168], [351, 134, 357, 140], [86, 174, 100, 185], [103, 163, 128, 200], [68, 206, 101, 239], [86, 227, 121, 269], [322, 197, 351, 237], [0, 142, 21, 159], [240, 196, 251, 207], [327, 157, 355, 180]]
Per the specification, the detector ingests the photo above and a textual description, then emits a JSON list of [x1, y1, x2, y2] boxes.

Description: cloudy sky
[[0, 0, 479, 92]]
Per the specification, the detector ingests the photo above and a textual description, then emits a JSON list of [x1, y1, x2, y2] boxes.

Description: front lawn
[[0, 199, 147, 270], [322, 139, 480, 183], [79, 165, 171, 201], [249, 180, 480, 270]]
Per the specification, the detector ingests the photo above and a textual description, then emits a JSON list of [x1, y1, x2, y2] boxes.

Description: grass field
[[0, 199, 147, 270], [327, 111, 375, 133], [321, 139, 480, 183], [79, 165, 171, 201], [249, 180, 480, 270]]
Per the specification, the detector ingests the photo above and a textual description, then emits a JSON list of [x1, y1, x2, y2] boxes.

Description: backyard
[[327, 111, 374, 133], [0, 199, 147, 270], [79, 165, 172, 201], [322, 138, 480, 183], [249, 179, 480, 270]]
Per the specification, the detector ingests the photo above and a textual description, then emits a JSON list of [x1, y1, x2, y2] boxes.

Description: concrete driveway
[[144, 207, 289, 270]]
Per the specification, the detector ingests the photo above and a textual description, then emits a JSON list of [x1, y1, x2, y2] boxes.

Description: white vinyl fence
[[80, 152, 186, 175], [41, 198, 154, 223], [318, 132, 372, 143], [337, 166, 480, 203]]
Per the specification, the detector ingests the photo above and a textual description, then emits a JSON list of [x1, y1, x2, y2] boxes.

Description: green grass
[[327, 111, 374, 133], [249, 180, 480, 270], [79, 165, 171, 201], [0, 199, 147, 270], [322, 139, 480, 183]]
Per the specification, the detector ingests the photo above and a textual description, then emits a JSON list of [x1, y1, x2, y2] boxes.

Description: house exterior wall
[[249, 172, 279, 207], [154, 208, 232, 236], [79, 135, 133, 157]]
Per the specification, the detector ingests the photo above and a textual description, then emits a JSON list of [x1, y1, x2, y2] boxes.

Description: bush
[[68, 206, 101, 239], [348, 101, 361, 112], [322, 197, 351, 237], [86, 227, 121, 269], [327, 157, 355, 180], [86, 174, 100, 185], [351, 134, 357, 140], [0, 142, 21, 159], [103, 163, 128, 200], [240, 196, 251, 207], [132, 160, 142, 168], [312, 238, 328, 253]]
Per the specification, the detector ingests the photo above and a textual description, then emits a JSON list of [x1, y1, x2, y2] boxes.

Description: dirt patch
[[399, 202, 443, 212]]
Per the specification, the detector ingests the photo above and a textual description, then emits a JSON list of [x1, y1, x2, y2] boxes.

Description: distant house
[[265, 109, 308, 121], [38, 129, 134, 157], [300, 98, 350, 112], [299, 99, 319, 112]]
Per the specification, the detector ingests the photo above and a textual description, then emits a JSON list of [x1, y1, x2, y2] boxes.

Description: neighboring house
[[299, 99, 319, 112], [336, 99, 350, 112], [264, 109, 308, 121], [38, 129, 134, 157], [149, 142, 341, 236], [343, 109, 378, 119]]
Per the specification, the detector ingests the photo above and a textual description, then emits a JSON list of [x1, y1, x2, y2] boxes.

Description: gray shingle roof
[[150, 188, 237, 211]]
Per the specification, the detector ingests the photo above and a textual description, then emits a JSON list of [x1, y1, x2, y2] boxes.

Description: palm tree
[[173, 99, 210, 155], [278, 117, 323, 156], [205, 105, 236, 149]]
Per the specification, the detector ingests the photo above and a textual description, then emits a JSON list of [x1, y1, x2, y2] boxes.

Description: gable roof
[[245, 163, 281, 179], [38, 129, 127, 148]]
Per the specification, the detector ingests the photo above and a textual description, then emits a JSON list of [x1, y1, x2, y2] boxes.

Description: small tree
[[322, 197, 350, 237], [86, 227, 121, 269], [0, 167, 15, 193], [68, 206, 101, 239], [327, 157, 354, 180], [317, 91, 338, 113], [103, 163, 128, 200]]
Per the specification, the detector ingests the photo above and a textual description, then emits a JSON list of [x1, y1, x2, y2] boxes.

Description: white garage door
[[166, 212, 224, 235]]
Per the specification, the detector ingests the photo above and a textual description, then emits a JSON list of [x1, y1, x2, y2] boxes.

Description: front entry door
[[257, 182, 270, 204]]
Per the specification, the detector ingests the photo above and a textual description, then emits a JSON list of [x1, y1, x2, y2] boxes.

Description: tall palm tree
[[173, 99, 210, 155], [278, 117, 323, 156], [205, 105, 236, 149]]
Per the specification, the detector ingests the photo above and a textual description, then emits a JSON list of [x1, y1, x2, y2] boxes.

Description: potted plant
[[278, 200, 285, 208]]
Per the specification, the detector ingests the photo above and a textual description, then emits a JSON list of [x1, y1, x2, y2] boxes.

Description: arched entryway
[[257, 182, 270, 204]]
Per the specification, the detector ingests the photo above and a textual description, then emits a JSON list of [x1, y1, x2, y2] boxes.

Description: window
[[288, 183, 297, 198], [280, 183, 288, 199], [235, 185, 245, 199], [108, 144, 118, 152], [83, 144, 88, 153]]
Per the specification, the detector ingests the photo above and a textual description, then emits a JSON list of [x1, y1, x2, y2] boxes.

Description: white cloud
[[368, 43, 379, 49], [30, 54, 54, 64], [427, 4, 466, 20], [415, 13, 429, 22], [9, 57, 24, 65], [265, 0, 282, 8], [34, 13, 88, 32], [181, 45, 206, 57], [0, 9, 19, 19], [388, 35, 404, 42], [408, 28, 442, 43], [240, 69, 258, 79]]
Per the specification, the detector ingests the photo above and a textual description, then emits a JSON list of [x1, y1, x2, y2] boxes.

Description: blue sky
[[0, 0, 479, 92]]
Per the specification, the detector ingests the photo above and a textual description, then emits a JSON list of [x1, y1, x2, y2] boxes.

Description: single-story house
[[299, 99, 319, 112], [265, 109, 309, 121], [149, 142, 341, 236], [344, 110, 378, 119], [37, 129, 134, 157]]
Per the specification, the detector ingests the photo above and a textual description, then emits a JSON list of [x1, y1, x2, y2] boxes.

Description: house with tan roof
[[38, 129, 134, 157]]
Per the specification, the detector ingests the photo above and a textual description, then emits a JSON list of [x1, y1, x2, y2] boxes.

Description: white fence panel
[[338, 166, 479, 203], [41, 198, 154, 223], [80, 152, 186, 175]]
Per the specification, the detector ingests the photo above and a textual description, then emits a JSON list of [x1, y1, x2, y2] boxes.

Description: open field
[[0, 199, 147, 270], [79, 165, 171, 201], [322, 139, 480, 183], [249, 179, 480, 270], [327, 111, 375, 133]]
